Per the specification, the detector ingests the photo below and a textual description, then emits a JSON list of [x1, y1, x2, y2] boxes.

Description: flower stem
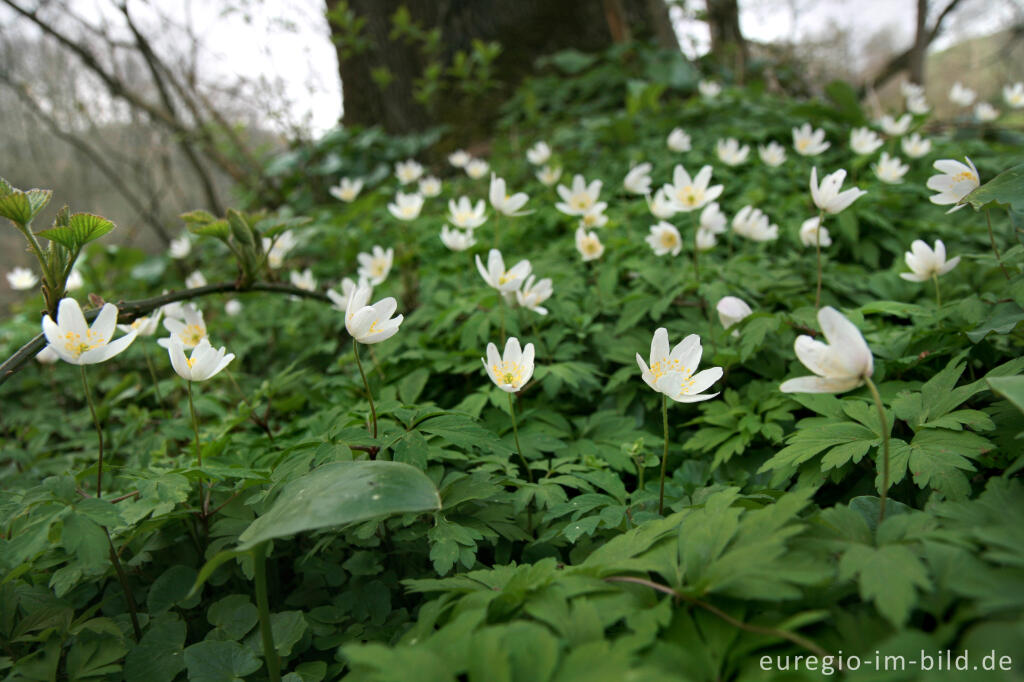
[[80, 366, 104, 498], [252, 542, 281, 682], [353, 339, 377, 440], [932, 273, 942, 308], [814, 209, 826, 310], [864, 376, 890, 524], [985, 208, 1010, 280], [104, 528, 142, 641], [692, 213, 701, 284], [508, 392, 532, 484], [658, 394, 669, 515], [188, 381, 202, 467], [143, 345, 163, 406]]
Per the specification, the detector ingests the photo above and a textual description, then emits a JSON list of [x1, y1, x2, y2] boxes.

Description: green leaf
[[65, 623, 127, 681], [183, 640, 262, 682], [270, 611, 307, 657], [38, 213, 115, 249], [838, 544, 931, 627], [0, 186, 52, 225], [207, 595, 259, 640], [147, 565, 200, 615], [988, 375, 1024, 416], [964, 162, 1024, 212], [189, 219, 231, 240], [122, 614, 187, 682], [235, 461, 440, 550]]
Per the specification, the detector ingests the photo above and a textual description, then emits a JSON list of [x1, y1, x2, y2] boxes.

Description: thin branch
[[0, 281, 332, 386]]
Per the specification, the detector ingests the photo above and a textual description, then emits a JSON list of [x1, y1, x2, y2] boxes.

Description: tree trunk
[[706, 0, 748, 82], [327, 0, 679, 136], [908, 0, 929, 85]]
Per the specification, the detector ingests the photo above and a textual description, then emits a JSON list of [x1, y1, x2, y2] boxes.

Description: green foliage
[[965, 162, 1024, 212]]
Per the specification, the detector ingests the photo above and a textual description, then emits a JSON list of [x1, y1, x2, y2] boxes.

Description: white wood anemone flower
[[419, 176, 442, 197], [345, 286, 403, 344], [556, 174, 605, 216], [779, 306, 874, 394], [663, 164, 723, 213], [327, 277, 371, 313], [716, 138, 750, 166], [799, 216, 832, 248], [289, 268, 318, 292], [536, 165, 562, 186], [465, 159, 489, 179], [623, 162, 653, 195], [901, 133, 931, 158], [515, 275, 553, 315], [448, 196, 487, 229], [810, 167, 867, 215], [394, 159, 424, 184], [117, 309, 163, 336], [483, 336, 535, 393], [387, 191, 425, 221], [758, 141, 786, 167], [949, 82, 976, 107], [440, 225, 476, 252], [645, 221, 682, 256], [448, 149, 470, 167], [926, 157, 980, 213], [647, 188, 677, 219], [873, 152, 909, 184], [42, 298, 138, 365], [489, 174, 530, 216], [357, 246, 394, 285], [7, 267, 38, 290], [169, 235, 191, 259], [476, 248, 531, 293], [666, 128, 691, 152], [900, 239, 960, 282], [185, 270, 207, 289], [716, 296, 752, 332], [330, 178, 363, 202], [636, 328, 723, 403], [850, 127, 883, 155], [792, 123, 830, 156], [168, 336, 234, 382], [158, 303, 208, 350], [879, 114, 911, 136], [1005, 82, 1024, 108], [526, 141, 551, 166], [575, 226, 605, 262]]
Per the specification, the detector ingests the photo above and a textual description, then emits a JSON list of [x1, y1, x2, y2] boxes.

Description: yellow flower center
[[492, 361, 525, 387], [952, 171, 977, 183], [573, 196, 590, 210], [63, 330, 102, 358], [650, 359, 688, 381], [660, 232, 678, 248], [797, 139, 809, 151], [677, 186, 698, 206], [182, 325, 205, 347]]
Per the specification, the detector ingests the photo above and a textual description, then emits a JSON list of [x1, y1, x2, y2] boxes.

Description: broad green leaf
[[965, 162, 1024, 212], [0, 186, 51, 225], [189, 219, 231, 240], [207, 595, 259, 640], [65, 625, 127, 681], [838, 544, 931, 627], [270, 611, 307, 657], [147, 565, 200, 615], [987, 375, 1024, 416], [183, 640, 261, 682], [122, 614, 187, 682], [236, 461, 440, 550]]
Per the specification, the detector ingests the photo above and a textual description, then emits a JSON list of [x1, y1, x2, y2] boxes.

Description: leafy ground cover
[[2, 45, 1024, 681]]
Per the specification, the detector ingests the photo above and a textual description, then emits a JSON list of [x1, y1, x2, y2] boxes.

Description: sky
[[3, 0, 1018, 136]]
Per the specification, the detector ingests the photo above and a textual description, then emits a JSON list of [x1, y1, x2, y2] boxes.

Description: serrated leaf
[[838, 544, 931, 627], [123, 615, 186, 682], [0, 187, 52, 225], [236, 461, 440, 550], [189, 219, 231, 240], [965, 162, 1024, 212], [183, 640, 261, 682]]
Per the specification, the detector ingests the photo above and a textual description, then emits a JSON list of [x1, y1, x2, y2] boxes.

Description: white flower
[[666, 128, 692, 152], [117, 309, 163, 336], [556, 175, 605, 216], [515, 275, 553, 315], [623, 162, 653, 195], [169, 235, 191, 259], [289, 268, 317, 292], [168, 336, 234, 382], [330, 178, 364, 202], [636, 328, 722, 403], [698, 79, 722, 98], [185, 271, 207, 289], [900, 239, 960, 282], [906, 94, 931, 115], [357, 246, 394, 285], [792, 123, 830, 156], [440, 225, 476, 251], [42, 298, 137, 365], [36, 345, 60, 364], [879, 114, 911, 136], [476, 248, 531, 293], [225, 299, 242, 316], [799, 216, 831, 248], [448, 196, 487, 229], [489, 174, 530, 216], [263, 231, 298, 269], [575, 226, 604, 262], [448, 150, 471, 167], [716, 138, 750, 166], [926, 157, 980, 212], [395, 159, 424, 184], [418, 176, 442, 197], [1004, 82, 1024, 109], [66, 268, 84, 291], [645, 221, 682, 256], [345, 285, 403, 344], [526, 141, 551, 166], [810, 167, 867, 214], [780, 307, 873, 394], [716, 296, 752, 331], [327, 277, 371, 313], [387, 191, 425, 221], [758, 141, 787, 167], [850, 127, 884, 155], [695, 227, 717, 251], [536, 165, 562, 186], [647, 188, 677, 219], [732, 206, 779, 242], [901, 133, 931, 158], [161, 292, 185, 321], [699, 202, 727, 235], [901, 82, 924, 99], [663, 164, 723, 213], [6, 267, 37, 290], [873, 152, 909, 184], [974, 102, 999, 122], [579, 207, 608, 230], [158, 303, 207, 349], [949, 82, 976, 107], [465, 159, 489, 179], [483, 337, 535, 393]]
